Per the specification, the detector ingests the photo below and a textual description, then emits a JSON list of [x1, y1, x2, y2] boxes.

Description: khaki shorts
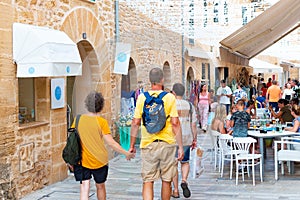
[[141, 141, 177, 182]]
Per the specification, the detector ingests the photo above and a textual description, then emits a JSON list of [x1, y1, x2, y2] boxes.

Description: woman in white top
[[282, 83, 295, 101]]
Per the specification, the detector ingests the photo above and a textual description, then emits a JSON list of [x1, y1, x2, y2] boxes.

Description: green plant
[[115, 112, 134, 127]]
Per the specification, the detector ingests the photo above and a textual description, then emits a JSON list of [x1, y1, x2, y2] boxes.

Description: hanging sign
[[113, 43, 131, 75]]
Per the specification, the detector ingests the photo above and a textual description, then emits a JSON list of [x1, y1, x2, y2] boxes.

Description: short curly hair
[[84, 91, 104, 113]]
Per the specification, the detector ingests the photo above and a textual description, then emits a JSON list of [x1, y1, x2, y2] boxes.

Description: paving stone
[[21, 129, 300, 200]]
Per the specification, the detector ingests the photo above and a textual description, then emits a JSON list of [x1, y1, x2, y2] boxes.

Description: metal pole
[[115, 0, 119, 43], [181, 1, 185, 86]]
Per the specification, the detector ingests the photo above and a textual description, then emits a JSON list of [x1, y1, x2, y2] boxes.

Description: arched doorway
[[121, 58, 137, 114], [186, 67, 195, 99], [67, 40, 97, 127], [61, 7, 108, 128], [163, 61, 171, 90]]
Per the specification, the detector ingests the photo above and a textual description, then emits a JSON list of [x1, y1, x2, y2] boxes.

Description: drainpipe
[[181, 1, 185, 87], [182, 34, 185, 86], [115, 0, 119, 42]]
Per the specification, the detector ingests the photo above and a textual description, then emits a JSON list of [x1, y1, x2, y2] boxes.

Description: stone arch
[[120, 58, 137, 115], [121, 58, 137, 93], [61, 7, 110, 119], [163, 61, 172, 90], [186, 66, 195, 98]]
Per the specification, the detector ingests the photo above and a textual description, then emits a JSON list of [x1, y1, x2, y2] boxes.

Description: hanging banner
[[113, 42, 131, 75], [51, 78, 65, 109]]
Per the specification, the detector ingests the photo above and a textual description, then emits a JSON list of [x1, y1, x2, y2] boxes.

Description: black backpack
[[62, 115, 82, 170], [142, 91, 168, 134]]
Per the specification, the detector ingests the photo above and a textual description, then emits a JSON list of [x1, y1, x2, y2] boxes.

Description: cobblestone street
[[22, 129, 300, 200]]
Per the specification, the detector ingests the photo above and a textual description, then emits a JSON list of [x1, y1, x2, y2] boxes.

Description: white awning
[[219, 0, 300, 61], [249, 58, 283, 74], [186, 48, 210, 59], [13, 23, 82, 77]]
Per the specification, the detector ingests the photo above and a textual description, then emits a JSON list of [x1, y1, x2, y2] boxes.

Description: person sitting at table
[[230, 99, 251, 137], [290, 98, 299, 107], [256, 91, 266, 108], [268, 99, 294, 124], [225, 104, 237, 135], [246, 99, 256, 119], [285, 105, 300, 132], [211, 104, 227, 134], [207, 101, 218, 126]]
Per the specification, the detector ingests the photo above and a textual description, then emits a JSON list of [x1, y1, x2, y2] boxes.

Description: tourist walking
[[217, 80, 232, 115], [266, 80, 282, 112], [129, 67, 184, 200], [198, 84, 210, 131], [171, 83, 197, 198], [71, 91, 135, 200]]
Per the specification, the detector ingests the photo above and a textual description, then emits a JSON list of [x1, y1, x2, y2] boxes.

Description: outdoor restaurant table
[[248, 130, 299, 176]]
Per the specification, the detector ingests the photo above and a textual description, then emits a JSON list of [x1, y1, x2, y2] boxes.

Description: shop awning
[[249, 58, 283, 74], [219, 0, 300, 62], [186, 48, 210, 59], [13, 23, 82, 77]]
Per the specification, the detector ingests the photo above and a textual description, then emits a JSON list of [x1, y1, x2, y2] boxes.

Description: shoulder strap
[[158, 91, 168, 99], [74, 114, 82, 183], [144, 92, 153, 104], [75, 115, 81, 130]]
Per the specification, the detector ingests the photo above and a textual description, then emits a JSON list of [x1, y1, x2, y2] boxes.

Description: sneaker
[[181, 182, 191, 198]]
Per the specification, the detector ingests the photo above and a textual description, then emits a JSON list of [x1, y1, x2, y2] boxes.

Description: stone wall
[[109, 2, 183, 133], [0, 0, 17, 199], [0, 0, 115, 199]]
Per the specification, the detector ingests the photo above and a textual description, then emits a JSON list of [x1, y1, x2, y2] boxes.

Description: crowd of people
[[196, 77, 300, 137], [69, 72, 300, 200]]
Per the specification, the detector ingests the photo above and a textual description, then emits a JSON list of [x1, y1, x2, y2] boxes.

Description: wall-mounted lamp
[[82, 33, 87, 39]]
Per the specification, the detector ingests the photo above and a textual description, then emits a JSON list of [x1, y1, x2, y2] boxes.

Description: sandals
[[181, 182, 191, 198], [171, 190, 180, 198]]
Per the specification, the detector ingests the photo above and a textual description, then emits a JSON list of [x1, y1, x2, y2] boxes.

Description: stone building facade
[[0, 0, 205, 199], [1, 0, 297, 199]]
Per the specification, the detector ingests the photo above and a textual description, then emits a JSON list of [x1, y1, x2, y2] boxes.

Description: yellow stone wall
[[1, 0, 273, 198], [0, 0, 115, 199], [0, 0, 186, 199]]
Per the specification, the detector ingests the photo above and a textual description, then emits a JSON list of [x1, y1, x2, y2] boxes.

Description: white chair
[[218, 134, 236, 179], [233, 137, 263, 186], [207, 126, 221, 171], [274, 136, 300, 180]]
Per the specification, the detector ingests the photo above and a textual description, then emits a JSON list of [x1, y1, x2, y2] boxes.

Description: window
[[202, 63, 206, 79], [18, 78, 35, 124], [18, 77, 48, 126], [242, 6, 248, 25]]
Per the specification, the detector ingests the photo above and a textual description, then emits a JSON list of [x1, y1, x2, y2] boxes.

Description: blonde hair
[[212, 104, 227, 125], [291, 105, 300, 116]]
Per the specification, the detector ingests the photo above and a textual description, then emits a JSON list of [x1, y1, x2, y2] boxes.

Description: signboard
[[113, 43, 131, 75], [51, 78, 65, 109]]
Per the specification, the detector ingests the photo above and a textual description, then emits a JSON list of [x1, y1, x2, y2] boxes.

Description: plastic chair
[[274, 136, 300, 180], [218, 134, 242, 179], [207, 126, 221, 171], [233, 137, 263, 186]]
